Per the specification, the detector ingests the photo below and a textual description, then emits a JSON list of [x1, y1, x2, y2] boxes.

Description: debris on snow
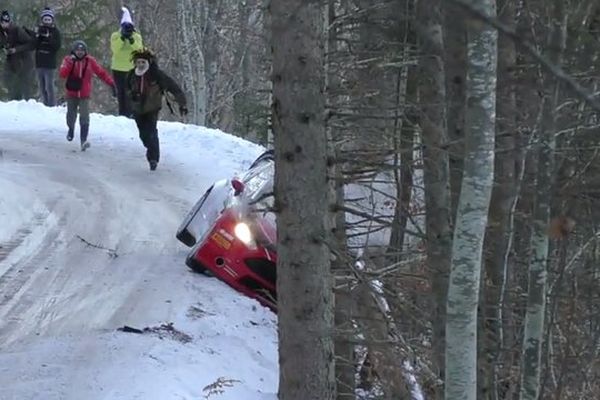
[[117, 323, 193, 344]]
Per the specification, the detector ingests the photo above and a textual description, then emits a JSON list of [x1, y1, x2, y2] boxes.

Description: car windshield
[[241, 160, 276, 238], [243, 161, 273, 199]]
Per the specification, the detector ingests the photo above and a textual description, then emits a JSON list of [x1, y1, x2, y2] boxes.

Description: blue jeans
[[37, 68, 56, 106]]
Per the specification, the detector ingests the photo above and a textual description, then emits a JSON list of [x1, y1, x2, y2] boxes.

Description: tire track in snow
[[0, 131, 197, 347]]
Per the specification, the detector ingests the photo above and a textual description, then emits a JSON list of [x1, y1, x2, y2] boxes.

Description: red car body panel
[[178, 150, 277, 311], [188, 208, 278, 311]]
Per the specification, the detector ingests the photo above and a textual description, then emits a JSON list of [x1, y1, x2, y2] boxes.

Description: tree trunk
[[416, 0, 452, 392], [388, 70, 416, 258], [327, 0, 356, 397], [480, 0, 518, 398], [519, 1, 566, 398], [176, 0, 207, 125], [445, 0, 497, 399], [271, 0, 335, 399], [443, 1, 467, 224], [388, 0, 417, 260]]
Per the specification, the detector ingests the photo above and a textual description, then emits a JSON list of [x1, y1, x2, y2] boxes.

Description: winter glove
[[111, 85, 118, 97], [179, 105, 188, 116], [128, 37, 134, 45], [37, 26, 49, 37]]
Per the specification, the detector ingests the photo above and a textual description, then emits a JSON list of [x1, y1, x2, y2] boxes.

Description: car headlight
[[234, 222, 253, 244]]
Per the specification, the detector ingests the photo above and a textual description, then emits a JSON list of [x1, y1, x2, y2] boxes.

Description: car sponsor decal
[[211, 232, 231, 249], [223, 265, 238, 277], [219, 228, 235, 242]]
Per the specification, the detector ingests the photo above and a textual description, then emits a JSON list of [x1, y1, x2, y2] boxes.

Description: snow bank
[[0, 100, 276, 400]]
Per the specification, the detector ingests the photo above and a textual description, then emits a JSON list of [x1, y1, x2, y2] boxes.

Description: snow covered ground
[[0, 101, 277, 400]]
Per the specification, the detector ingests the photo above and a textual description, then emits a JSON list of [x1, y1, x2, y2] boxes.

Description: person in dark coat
[[126, 48, 187, 171], [35, 7, 61, 106], [0, 10, 35, 100]]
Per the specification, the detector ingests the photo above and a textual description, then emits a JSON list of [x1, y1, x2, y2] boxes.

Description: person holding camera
[[0, 10, 35, 100], [110, 7, 143, 117], [126, 48, 187, 171], [35, 7, 61, 106], [59, 40, 116, 151]]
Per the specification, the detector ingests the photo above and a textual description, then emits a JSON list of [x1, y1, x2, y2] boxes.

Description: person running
[[35, 7, 61, 106], [0, 10, 35, 100], [110, 6, 143, 117], [59, 40, 116, 151], [126, 48, 187, 170]]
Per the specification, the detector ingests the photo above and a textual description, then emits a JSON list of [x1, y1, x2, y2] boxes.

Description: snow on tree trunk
[[444, 1, 497, 399], [176, 0, 207, 125], [271, 0, 335, 399], [519, 1, 565, 399]]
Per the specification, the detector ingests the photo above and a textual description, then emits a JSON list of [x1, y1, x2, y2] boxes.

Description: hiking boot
[[81, 141, 90, 151], [66, 128, 74, 141], [149, 160, 157, 171]]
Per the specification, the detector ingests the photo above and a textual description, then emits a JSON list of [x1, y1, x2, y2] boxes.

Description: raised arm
[[58, 56, 74, 79], [12, 26, 36, 53]]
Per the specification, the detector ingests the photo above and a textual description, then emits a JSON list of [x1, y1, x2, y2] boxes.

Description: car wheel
[[185, 253, 206, 273], [185, 252, 214, 277], [176, 186, 213, 247]]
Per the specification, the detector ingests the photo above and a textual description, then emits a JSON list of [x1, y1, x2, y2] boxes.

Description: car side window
[[243, 161, 274, 200]]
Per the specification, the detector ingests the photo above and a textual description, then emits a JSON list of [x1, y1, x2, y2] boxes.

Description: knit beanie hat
[[72, 40, 87, 53], [1, 10, 11, 23], [120, 7, 133, 27], [40, 7, 54, 20]]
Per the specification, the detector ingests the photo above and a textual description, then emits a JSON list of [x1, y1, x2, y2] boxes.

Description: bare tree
[[519, 0, 566, 398], [416, 0, 452, 392], [444, 0, 497, 399], [480, 0, 519, 398], [176, 0, 207, 125]]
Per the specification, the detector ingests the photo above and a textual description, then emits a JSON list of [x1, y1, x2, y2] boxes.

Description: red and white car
[[176, 150, 277, 311]]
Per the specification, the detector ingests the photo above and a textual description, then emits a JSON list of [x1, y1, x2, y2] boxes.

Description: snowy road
[[0, 103, 276, 400], [0, 130, 204, 346]]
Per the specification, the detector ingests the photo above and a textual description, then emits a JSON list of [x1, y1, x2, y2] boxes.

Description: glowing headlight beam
[[234, 222, 253, 244]]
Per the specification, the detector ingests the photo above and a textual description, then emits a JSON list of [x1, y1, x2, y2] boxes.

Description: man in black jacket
[[35, 7, 61, 106], [126, 48, 187, 171], [0, 10, 35, 100]]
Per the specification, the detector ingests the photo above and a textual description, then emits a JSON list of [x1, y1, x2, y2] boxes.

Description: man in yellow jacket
[[110, 7, 142, 117]]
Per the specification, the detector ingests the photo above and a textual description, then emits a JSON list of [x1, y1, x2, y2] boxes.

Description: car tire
[[176, 186, 213, 247], [185, 253, 207, 274]]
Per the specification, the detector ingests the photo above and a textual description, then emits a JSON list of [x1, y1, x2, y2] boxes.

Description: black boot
[[80, 124, 90, 151], [66, 126, 74, 141], [149, 160, 158, 171]]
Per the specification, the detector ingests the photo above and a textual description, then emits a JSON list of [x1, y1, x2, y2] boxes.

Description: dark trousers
[[4, 67, 33, 101], [135, 111, 160, 162], [37, 68, 56, 106], [66, 97, 90, 142], [112, 70, 131, 117]]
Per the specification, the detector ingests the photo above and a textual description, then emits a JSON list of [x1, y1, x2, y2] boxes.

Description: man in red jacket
[[59, 40, 116, 151]]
